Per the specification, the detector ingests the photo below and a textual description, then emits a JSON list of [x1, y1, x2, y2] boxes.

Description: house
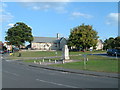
[[31, 33, 103, 51], [31, 34, 67, 50], [90, 39, 104, 50], [96, 39, 104, 50], [0, 41, 3, 50], [70, 39, 104, 51], [3, 42, 13, 51]]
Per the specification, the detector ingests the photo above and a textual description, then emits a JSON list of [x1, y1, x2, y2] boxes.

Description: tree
[[103, 37, 115, 50], [114, 36, 120, 48], [103, 36, 120, 50], [68, 24, 99, 51], [5, 22, 33, 48], [2, 46, 7, 51]]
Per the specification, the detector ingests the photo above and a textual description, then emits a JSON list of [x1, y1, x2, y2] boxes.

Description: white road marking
[[5, 60, 15, 62], [60, 72, 68, 74], [3, 71, 19, 77], [36, 79, 78, 88]]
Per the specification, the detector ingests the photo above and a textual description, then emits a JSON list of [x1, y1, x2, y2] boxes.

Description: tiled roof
[[32, 37, 61, 43]]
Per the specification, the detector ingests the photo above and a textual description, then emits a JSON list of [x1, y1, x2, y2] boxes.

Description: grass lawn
[[9, 50, 106, 58], [7, 50, 119, 73], [70, 55, 117, 61], [50, 60, 118, 73], [69, 50, 106, 55], [11, 51, 62, 57], [50, 55, 119, 73], [23, 55, 119, 73]]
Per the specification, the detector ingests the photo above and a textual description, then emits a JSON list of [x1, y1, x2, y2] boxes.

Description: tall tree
[[103, 36, 120, 50], [68, 24, 99, 51], [5, 22, 33, 48], [103, 37, 115, 50], [114, 36, 120, 48]]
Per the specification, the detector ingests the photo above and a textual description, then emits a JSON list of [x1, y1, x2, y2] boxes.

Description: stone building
[[31, 34, 67, 50]]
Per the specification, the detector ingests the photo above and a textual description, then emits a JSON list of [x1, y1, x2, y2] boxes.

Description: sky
[[0, 1, 119, 44]]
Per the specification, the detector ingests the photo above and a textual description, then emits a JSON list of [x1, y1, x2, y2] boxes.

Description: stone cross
[[62, 45, 70, 60]]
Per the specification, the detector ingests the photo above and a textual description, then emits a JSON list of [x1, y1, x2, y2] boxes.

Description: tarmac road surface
[[2, 59, 118, 88]]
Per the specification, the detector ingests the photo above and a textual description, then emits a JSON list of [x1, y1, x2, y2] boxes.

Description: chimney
[[57, 33, 60, 39]]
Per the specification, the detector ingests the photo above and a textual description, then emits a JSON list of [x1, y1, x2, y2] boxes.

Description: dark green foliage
[[5, 22, 33, 48], [2, 46, 7, 51], [68, 24, 99, 51], [103, 36, 120, 50], [114, 36, 120, 48]]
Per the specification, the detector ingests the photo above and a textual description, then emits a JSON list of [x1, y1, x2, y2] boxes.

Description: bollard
[[54, 60, 56, 63], [43, 59, 44, 62], [86, 58, 88, 61], [49, 59, 51, 62], [62, 60, 65, 64], [34, 61, 36, 64]]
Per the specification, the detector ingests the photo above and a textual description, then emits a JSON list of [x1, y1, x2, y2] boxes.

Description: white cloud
[[0, 2, 14, 23], [71, 12, 92, 19], [106, 13, 119, 25], [8, 23, 14, 27], [21, 2, 67, 13]]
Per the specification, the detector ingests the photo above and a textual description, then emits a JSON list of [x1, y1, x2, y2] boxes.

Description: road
[[2, 58, 118, 88]]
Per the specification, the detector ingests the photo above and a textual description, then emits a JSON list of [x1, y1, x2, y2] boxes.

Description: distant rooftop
[[32, 37, 60, 43]]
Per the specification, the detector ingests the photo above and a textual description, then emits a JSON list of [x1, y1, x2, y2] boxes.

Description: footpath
[[16, 60, 119, 79]]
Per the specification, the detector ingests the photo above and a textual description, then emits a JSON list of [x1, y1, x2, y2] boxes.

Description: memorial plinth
[[62, 45, 70, 60]]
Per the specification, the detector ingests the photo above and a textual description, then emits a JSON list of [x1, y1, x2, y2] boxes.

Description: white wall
[[32, 42, 58, 50]]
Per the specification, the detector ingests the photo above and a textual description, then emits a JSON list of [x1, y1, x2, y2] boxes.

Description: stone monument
[[62, 45, 70, 60]]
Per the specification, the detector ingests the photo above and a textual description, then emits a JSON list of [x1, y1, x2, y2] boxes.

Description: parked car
[[13, 48, 19, 52], [107, 49, 120, 56], [0, 50, 4, 54]]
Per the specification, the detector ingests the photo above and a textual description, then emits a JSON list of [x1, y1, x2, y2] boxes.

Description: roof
[[98, 39, 103, 44], [0, 41, 3, 45], [32, 37, 59, 43], [32, 37, 67, 43]]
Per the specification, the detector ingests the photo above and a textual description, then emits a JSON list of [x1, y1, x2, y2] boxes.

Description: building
[[31, 33, 103, 51], [90, 39, 104, 50], [70, 39, 104, 51], [3, 42, 13, 51], [31, 34, 67, 50], [0, 41, 3, 50], [96, 39, 104, 50]]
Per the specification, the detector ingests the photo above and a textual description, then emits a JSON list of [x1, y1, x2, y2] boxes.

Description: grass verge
[[50, 55, 119, 73]]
